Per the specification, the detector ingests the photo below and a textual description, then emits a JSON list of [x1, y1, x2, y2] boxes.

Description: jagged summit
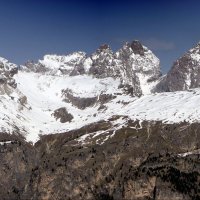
[[22, 40, 161, 96], [115, 40, 161, 94], [155, 41, 200, 92], [21, 40, 200, 96]]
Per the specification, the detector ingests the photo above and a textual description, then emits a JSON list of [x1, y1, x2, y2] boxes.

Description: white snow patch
[[178, 149, 200, 157], [0, 141, 12, 145]]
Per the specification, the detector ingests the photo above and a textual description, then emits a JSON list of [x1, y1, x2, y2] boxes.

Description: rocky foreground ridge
[[0, 41, 200, 199], [0, 120, 199, 199]]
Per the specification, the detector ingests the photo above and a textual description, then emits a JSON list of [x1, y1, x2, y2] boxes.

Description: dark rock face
[[0, 121, 199, 199], [130, 40, 145, 56], [62, 89, 97, 109], [98, 94, 115, 104], [62, 89, 116, 109], [53, 107, 73, 123]]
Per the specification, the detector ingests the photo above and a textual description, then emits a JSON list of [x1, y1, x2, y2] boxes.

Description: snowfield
[[0, 71, 198, 143], [1, 40, 200, 143]]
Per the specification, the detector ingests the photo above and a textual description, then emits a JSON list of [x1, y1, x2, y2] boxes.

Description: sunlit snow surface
[[0, 71, 200, 143]]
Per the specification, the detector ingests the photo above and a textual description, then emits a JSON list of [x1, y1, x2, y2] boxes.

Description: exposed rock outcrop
[[0, 57, 18, 89], [53, 107, 73, 123], [62, 89, 116, 109], [62, 89, 97, 109]]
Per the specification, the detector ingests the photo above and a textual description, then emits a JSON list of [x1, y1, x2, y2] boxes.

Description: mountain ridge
[[23, 40, 161, 96], [0, 40, 199, 143], [0, 40, 200, 200]]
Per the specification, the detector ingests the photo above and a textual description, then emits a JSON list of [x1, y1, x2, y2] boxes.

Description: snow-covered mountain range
[[1, 40, 200, 143]]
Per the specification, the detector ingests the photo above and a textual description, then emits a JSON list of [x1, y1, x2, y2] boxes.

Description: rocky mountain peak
[[155, 41, 200, 92], [115, 41, 161, 95], [0, 57, 18, 89], [21, 40, 161, 96]]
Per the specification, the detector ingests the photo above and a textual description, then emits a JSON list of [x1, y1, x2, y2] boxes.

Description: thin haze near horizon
[[0, 0, 200, 73]]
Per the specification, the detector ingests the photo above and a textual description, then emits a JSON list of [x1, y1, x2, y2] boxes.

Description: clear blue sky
[[0, 0, 200, 73]]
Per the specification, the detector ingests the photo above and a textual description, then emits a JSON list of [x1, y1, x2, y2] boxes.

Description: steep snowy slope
[[14, 72, 123, 142], [6, 71, 200, 143]]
